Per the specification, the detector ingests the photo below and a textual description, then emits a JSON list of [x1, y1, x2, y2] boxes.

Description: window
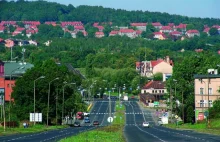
[[200, 88, 204, 95], [209, 100, 213, 107], [162, 90, 164, 93], [208, 88, 212, 95], [144, 90, 146, 93], [155, 90, 157, 93], [200, 100, 204, 107], [159, 90, 161, 93]]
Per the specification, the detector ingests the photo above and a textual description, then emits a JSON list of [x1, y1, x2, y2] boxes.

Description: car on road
[[93, 121, 99, 126], [142, 122, 150, 128], [73, 121, 81, 127], [84, 117, 90, 123]]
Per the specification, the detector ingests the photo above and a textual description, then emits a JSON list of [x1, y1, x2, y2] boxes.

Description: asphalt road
[[0, 98, 115, 142], [124, 100, 220, 142]]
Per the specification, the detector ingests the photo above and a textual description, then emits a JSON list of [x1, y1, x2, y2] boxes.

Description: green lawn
[[60, 101, 126, 142], [0, 124, 68, 136], [165, 119, 220, 135]]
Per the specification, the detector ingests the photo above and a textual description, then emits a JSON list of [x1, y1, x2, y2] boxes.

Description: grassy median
[[60, 101, 126, 142], [165, 119, 220, 135]]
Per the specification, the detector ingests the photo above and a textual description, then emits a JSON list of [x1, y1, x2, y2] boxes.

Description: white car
[[142, 122, 150, 128]]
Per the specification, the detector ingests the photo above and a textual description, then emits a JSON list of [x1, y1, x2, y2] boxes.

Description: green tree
[[153, 73, 163, 81], [209, 28, 219, 36], [209, 99, 220, 118]]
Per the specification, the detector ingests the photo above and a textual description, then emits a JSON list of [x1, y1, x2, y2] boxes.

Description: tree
[[209, 28, 219, 36], [67, 25, 74, 31], [209, 99, 220, 118], [153, 73, 163, 81], [76, 31, 84, 38], [64, 32, 72, 38]]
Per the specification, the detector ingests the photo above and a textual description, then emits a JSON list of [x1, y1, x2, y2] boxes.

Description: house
[[0, 61, 34, 102], [26, 29, 36, 38], [45, 21, 57, 26], [130, 23, 147, 31], [141, 80, 167, 102], [153, 32, 167, 40], [118, 29, 136, 38], [203, 27, 210, 35], [95, 32, 105, 38], [194, 69, 220, 122], [135, 30, 142, 36], [168, 23, 175, 28], [74, 25, 85, 32], [174, 23, 187, 32], [109, 31, 119, 36], [0, 21, 16, 26], [95, 26, 104, 32], [186, 30, 200, 38], [29, 40, 38, 46], [61, 21, 83, 28], [160, 26, 173, 33], [152, 22, 162, 29], [169, 31, 182, 37], [195, 49, 203, 52], [44, 40, 52, 46], [5, 39, 15, 48], [136, 56, 173, 77], [12, 27, 25, 36], [93, 22, 99, 27], [0, 26, 5, 33]]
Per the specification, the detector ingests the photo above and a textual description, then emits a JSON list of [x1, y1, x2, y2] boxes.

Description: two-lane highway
[[124, 100, 220, 142], [0, 98, 115, 142]]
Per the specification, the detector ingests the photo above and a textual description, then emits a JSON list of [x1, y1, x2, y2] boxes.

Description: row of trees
[[0, 1, 220, 26]]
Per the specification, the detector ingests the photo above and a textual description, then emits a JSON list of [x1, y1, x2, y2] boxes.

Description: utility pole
[[3, 95, 5, 132], [109, 91, 111, 118], [207, 77, 210, 128], [182, 90, 184, 123], [170, 86, 173, 123]]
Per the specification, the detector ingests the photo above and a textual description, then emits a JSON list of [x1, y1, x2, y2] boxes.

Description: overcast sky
[[27, 0, 219, 18]]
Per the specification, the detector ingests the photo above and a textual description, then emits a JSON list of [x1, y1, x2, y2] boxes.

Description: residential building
[[136, 56, 173, 77], [153, 32, 167, 40], [130, 23, 147, 31], [118, 29, 136, 38], [203, 27, 210, 35], [140, 80, 167, 106], [95, 32, 105, 38], [95, 26, 104, 32], [152, 22, 162, 29], [186, 30, 200, 38], [169, 31, 182, 37], [194, 69, 220, 122], [74, 25, 85, 32], [0, 26, 5, 33], [109, 31, 119, 36], [160, 26, 173, 33], [0, 61, 34, 102], [174, 23, 187, 33], [5, 39, 15, 48]]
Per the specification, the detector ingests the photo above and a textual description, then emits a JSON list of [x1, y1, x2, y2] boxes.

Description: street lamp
[[47, 77, 59, 127], [9, 66, 25, 126], [62, 82, 75, 125], [33, 76, 45, 125]]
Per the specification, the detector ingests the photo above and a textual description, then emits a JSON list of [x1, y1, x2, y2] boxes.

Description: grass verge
[[0, 124, 68, 136], [164, 119, 220, 135], [60, 101, 126, 142]]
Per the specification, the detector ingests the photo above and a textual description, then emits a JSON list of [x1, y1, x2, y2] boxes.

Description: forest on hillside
[[0, 0, 220, 26]]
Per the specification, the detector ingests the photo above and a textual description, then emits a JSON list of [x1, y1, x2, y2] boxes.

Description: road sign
[[107, 117, 113, 123]]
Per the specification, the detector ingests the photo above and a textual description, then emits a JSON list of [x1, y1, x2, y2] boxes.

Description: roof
[[168, 23, 175, 27], [130, 23, 147, 26], [74, 25, 84, 30], [175, 23, 187, 29], [161, 26, 172, 30], [95, 32, 104, 35], [203, 28, 210, 32], [170, 31, 182, 35], [194, 74, 220, 79], [119, 29, 135, 33], [142, 81, 165, 89], [96, 26, 104, 30], [151, 59, 163, 67], [4, 61, 34, 77], [152, 22, 162, 26], [136, 30, 142, 34], [186, 30, 199, 34], [109, 31, 119, 35]]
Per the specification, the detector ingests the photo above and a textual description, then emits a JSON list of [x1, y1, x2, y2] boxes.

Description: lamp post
[[34, 76, 45, 125], [108, 90, 111, 118], [47, 77, 59, 127], [9, 66, 25, 126], [62, 82, 75, 125]]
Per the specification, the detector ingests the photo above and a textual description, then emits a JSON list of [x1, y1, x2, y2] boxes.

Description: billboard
[[0, 88, 4, 105], [30, 113, 42, 122]]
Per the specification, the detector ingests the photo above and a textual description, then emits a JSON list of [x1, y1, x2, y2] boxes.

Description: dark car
[[84, 117, 90, 123], [93, 121, 99, 126], [74, 121, 81, 127]]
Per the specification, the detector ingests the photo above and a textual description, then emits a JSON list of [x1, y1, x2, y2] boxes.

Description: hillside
[[0, 0, 220, 26]]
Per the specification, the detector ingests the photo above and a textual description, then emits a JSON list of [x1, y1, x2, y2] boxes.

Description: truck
[[123, 95, 128, 101], [158, 117, 168, 125]]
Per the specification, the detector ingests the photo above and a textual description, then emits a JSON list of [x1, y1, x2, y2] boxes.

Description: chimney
[[165, 56, 170, 63]]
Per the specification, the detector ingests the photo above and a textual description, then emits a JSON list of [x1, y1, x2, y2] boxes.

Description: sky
[[29, 0, 219, 19]]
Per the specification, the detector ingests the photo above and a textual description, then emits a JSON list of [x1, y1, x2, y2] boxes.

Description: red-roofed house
[[130, 23, 147, 31], [109, 31, 119, 36], [186, 30, 200, 38], [203, 28, 210, 35], [136, 30, 142, 36], [174, 23, 187, 32], [136, 56, 173, 77], [26, 29, 36, 38], [153, 32, 167, 40], [74, 25, 85, 32], [141, 80, 167, 101], [169, 31, 182, 37], [95, 26, 104, 32], [168, 23, 175, 28], [93, 22, 99, 27], [95, 32, 105, 38], [0, 21, 16, 26], [160, 26, 173, 33], [61, 21, 83, 28], [152, 22, 162, 29], [12, 27, 25, 36], [45, 21, 57, 26], [0, 26, 5, 33], [118, 29, 136, 38]]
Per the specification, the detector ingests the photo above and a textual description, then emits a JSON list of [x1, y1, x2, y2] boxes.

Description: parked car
[[93, 121, 99, 126], [84, 117, 90, 123], [142, 122, 149, 128], [74, 121, 81, 127]]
